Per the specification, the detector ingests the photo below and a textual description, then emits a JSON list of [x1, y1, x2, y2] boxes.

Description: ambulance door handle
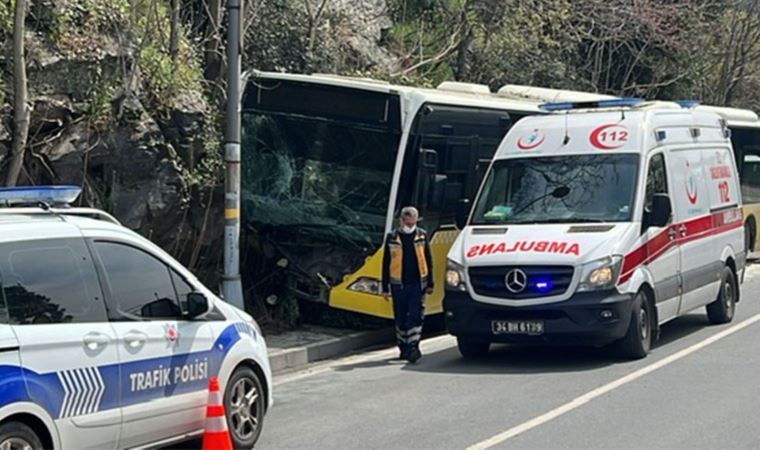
[[83, 332, 109, 351], [124, 331, 148, 349], [668, 228, 677, 241], [678, 224, 688, 237]]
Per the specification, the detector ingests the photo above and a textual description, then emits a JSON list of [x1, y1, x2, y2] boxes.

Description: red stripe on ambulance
[[618, 207, 743, 284]]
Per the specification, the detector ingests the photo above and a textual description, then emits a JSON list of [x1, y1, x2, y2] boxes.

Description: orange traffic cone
[[201, 377, 234, 450]]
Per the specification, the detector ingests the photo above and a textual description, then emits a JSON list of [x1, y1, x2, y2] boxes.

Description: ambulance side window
[[95, 242, 182, 320], [645, 153, 669, 212], [0, 239, 107, 325]]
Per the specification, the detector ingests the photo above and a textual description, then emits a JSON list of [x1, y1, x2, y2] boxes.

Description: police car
[[446, 99, 745, 359], [0, 186, 271, 449]]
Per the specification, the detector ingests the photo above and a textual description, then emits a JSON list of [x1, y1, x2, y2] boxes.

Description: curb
[[267, 328, 396, 374]]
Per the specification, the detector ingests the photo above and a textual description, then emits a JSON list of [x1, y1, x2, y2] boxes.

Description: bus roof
[[247, 70, 543, 113], [246, 71, 760, 129]]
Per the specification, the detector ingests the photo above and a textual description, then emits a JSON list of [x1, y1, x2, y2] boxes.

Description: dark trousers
[[391, 282, 425, 354]]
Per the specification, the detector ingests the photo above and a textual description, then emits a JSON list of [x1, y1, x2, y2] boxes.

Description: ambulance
[[444, 99, 745, 359], [0, 186, 271, 449]]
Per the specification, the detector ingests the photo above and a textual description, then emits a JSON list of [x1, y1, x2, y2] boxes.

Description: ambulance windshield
[[472, 154, 639, 224]]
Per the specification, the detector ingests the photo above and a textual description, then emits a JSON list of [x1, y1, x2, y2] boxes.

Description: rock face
[[27, 93, 191, 247], [329, 0, 396, 71]]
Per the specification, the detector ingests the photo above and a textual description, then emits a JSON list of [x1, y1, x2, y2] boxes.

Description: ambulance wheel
[[224, 367, 265, 449], [616, 290, 653, 360], [707, 266, 737, 325], [457, 337, 490, 358], [0, 421, 43, 450]]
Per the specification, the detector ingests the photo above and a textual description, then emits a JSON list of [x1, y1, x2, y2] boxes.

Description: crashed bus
[[240, 71, 543, 319]]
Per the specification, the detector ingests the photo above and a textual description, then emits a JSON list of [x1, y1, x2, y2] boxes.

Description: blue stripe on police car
[[0, 323, 246, 420]]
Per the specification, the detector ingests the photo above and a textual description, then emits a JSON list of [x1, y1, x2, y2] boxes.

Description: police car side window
[[168, 270, 226, 321], [645, 153, 668, 211], [170, 270, 193, 312], [95, 242, 182, 320], [0, 239, 107, 325]]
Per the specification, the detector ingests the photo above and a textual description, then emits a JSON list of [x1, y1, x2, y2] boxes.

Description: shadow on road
[[654, 313, 712, 347], [335, 313, 713, 375]]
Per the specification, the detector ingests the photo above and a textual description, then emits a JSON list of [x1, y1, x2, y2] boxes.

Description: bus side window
[[404, 105, 514, 233], [740, 152, 760, 203]]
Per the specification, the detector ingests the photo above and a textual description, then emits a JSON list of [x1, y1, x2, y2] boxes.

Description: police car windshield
[[472, 154, 639, 225]]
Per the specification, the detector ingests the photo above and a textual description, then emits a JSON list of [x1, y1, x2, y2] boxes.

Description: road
[[255, 264, 760, 450]]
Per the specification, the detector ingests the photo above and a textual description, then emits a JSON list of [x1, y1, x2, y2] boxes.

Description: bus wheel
[[616, 290, 653, 360], [457, 337, 490, 358], [0, 421, 43, 450], [707, 266, 737, 325]]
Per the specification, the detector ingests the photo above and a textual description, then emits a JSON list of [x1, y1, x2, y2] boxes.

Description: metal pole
[[222, 0, 245, 309]]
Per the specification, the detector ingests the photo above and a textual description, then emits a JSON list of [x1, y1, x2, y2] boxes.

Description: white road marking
[[467, 313, 760, 450], [273, 335, 455, 386]]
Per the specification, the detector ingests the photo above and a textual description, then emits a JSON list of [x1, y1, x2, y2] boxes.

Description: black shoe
[[406, 348, 422, 363], [398, 349, 410, 360]]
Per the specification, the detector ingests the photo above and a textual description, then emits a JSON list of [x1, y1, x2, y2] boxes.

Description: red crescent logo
[[517, 130, 545, 150], [590, 124, 628, 150], [686, 162, 698, 204]]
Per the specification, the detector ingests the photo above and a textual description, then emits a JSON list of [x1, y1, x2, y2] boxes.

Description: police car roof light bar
[[539, 98, 645, 112], [676, 100, 701, 108], [0, 185, 82, 207]]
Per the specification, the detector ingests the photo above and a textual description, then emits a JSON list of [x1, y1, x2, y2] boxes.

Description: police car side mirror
[[650, 193, 672, 229], [455, 198, 470, 230], [186, 292, 210, 319]]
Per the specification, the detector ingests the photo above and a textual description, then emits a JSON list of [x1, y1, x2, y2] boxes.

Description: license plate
[[492, 320, 544, 335]]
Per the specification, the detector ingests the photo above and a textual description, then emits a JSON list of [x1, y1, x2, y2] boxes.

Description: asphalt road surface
[[251, 264, 760, 450]]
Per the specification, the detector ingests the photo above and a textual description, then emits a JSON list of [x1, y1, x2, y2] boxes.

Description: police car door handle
[[83, 332, 110, 351], [124, 331, 148, 348]]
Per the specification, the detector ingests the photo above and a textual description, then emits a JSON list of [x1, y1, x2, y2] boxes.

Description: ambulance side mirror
[[186, 292, 211, 319], [455, 198, 470, 230], [649, 194, 672, 229]]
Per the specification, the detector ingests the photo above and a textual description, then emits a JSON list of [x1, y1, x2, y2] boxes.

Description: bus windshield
[[472, 154, 639, 225], [241, 113, 399, 248]]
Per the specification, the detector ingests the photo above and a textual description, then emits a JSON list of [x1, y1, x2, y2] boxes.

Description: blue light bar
[[0, 185, 82, 206], [676, 100, 701, 108], [539, 98, 645, 112]]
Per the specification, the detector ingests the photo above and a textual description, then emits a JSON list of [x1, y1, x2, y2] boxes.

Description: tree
[[5, 0, 30, 187], [170, 0, 181, 68], [203, 0, 223, 82], [704, 1, 760, 106]]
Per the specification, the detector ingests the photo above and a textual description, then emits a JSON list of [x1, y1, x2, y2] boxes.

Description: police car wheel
[[457, 337, 490, 358], [617, 291, 652, 360], [0, 422, 43, 450], [224, 367, 265, 449], [706, 266, 737, 325]]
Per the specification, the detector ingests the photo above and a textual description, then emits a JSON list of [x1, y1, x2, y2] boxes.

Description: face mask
[[401, 225, 416, 234]]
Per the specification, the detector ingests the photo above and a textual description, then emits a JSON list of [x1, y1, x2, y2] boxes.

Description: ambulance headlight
[[577, 256, 623, 292], [446, 260, 467, 292], [349, 277, 382, 295]]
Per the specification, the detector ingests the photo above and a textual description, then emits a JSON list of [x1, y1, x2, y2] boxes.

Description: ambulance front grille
[[468, 265, 574, 299]]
